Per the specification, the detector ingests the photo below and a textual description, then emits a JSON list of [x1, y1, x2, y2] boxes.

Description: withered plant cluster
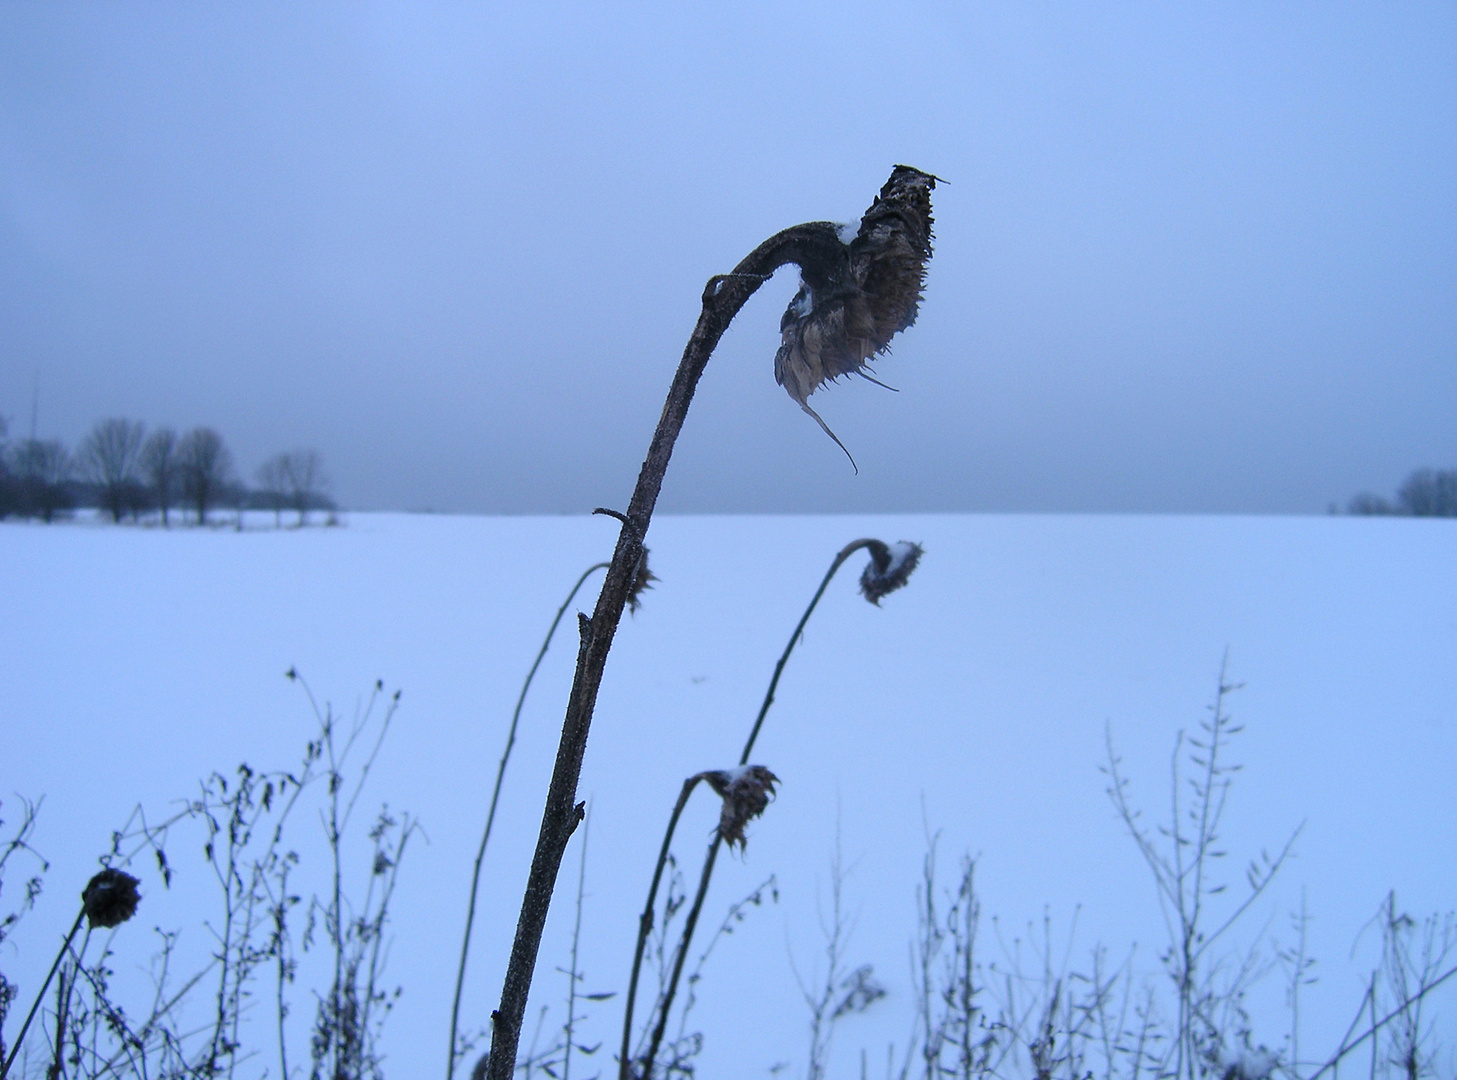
[[0, 675, 413, 1080], [4, 168, 1451, 1080], [776, 666, 1455, 1080]]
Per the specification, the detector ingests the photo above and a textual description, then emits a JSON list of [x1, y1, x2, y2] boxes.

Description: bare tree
[[0, 416, 17, 519], [1347, 492, 1394, 516], [78, 418, 147, 522], [12, 438, 72, 522], [177, 427, 234, 525], [281, 448, 327, 526], [255, 454, 289, 528], [1397, 468, 1457, 517], [140, 428, 179, 527]]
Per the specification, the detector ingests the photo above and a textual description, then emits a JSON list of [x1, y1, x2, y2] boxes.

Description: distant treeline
[[1347, 467, 1457, 517], [0, 416, 334, 526]]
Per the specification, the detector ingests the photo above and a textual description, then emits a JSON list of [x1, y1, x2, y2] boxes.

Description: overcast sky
[[2, 3, 1453, 514]]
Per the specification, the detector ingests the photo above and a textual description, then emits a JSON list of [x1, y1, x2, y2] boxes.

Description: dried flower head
[[699, 765, 779, 851], [775, 166, 938, 468], [626, 546, 657, 614], [82, 867, 141, 929], [859, 540, 922, 605]]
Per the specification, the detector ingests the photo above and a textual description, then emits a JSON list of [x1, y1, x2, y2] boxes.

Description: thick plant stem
[[448, 562, 610, 1080], [484, 221, 848, 1080], [625, 539, 879, 1080]]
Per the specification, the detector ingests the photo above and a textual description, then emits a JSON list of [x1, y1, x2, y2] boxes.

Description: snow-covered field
[[3, 511, 1454, 1077]]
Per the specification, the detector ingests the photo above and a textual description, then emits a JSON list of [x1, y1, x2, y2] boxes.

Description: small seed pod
[[82, 867, 141, 929], [626, 546, 658, 614], [859, 540, 923, 605], [699, 765, 780, 851]]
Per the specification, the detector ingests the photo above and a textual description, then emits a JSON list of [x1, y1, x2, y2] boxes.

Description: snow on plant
[[483, 166, 938, 1080]]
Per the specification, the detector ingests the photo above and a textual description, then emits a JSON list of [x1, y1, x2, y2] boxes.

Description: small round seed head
[[859, 540, 923, 605], [82, 867, 141, 929], [699, 765, 780, 851], [626, 546, 658, 614]]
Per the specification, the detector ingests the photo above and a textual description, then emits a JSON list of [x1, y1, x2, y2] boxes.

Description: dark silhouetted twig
[[448, 561, 609, 1080]]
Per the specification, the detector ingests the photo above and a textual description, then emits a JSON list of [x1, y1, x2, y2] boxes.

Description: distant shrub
[[1347, 492, 1395, 515], [1347, 468, 1457, 517], [1396, 468, 1457, 517]]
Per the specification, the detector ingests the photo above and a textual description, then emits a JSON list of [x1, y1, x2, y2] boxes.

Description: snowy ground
[[2, 511, 1454, 1078]]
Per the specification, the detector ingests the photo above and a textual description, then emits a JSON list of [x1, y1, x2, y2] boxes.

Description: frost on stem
[[859, 540, 922, 605], [698, 766, 779, 851]]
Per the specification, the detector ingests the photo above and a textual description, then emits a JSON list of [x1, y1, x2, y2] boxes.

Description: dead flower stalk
[[484, 166, 936, 1080], [0, 869, 141, 1080], [619, 536, 921, 1080]]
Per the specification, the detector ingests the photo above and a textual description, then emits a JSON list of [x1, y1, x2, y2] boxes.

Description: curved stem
[[449, 561, 610, 1080], [632, 539, 880, 1078], [641, 837, 722, 1080], [739, 539, 883, 765], [618, 776, 705, 1080], [1, 907, 85, 1080], [485, 219, 851, 1080]]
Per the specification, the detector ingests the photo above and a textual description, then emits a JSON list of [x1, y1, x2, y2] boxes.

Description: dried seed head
[[859, 540, 922, 605], [774, 166, 938, 467], [82, 867, 141, 929], [699, 765, 780, 851], [626, 546, 657, 614]]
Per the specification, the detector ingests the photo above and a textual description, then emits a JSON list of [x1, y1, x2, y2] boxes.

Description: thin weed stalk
[[740, 539, 903, 763], [669, 874, 777, 1059], [1105, 654, 1300, 1080], [619, 776, 707, 1080], [1305, 898, 1457, 1080], [449, 562, 610, 1080], [1304, 964, 1457, 1080], [622, 538, 919, 1080], [0, 910, 83, 1080], [639, 836, 722, 1080]]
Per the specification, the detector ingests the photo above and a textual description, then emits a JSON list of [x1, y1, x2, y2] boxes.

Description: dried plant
[[0, 869, 143, 1080], [487, 166, 935, 1080], [80, 870, 140, 931], [775, 167, 939, 469], [700, 767, 779, 852], [791, 831, 885, 1080], [0, 675, 411, 1080], [621, 535, 921, 1080], [868, 660, 1456, 1080], [626, 549, 657, 616], [858, 542, 922, 606], [1307, 898, 1457, 1080], [740, 537, 923, 763], [0, 798, 47, 1069], [449, 561, 610, 1080], [619, 768, 783, 1080], [1105, 654, 1300, 1080]]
